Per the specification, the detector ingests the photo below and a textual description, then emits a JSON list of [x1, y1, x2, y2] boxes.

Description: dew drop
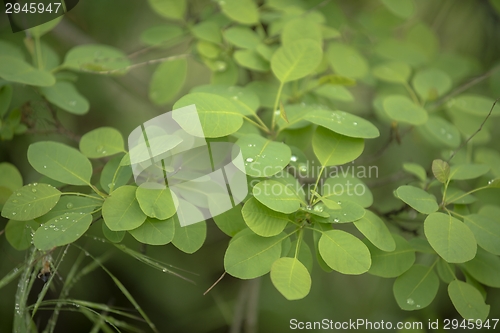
[[353, 122, 358, 126], [298, 164, 307, 172], [406, 298, 415, 305], [96, 145, 104, 153], [245, 157, 254, 163], [314, 204, 324, 212], [66, 203, 74, 209], [43, 165, 47, 169], [12, 200, 18, 203], [162, 268, 168, 273], [232, 96, 238, 100], [333, 218, 340, 223], [16, 192, 21, 197], [337, 201, 342, 205], [12, 212, 16, 215], [290, 155, 298, 162], [31, 188, 37, 193]]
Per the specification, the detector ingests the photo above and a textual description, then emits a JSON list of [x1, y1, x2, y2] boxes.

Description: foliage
[[1, 0, 500, 330]]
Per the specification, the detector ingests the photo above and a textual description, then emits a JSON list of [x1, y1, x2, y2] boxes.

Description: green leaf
[[305, 109, 380, 139], [149, 58, 187, 105], [448, 280, 490, 321], [172, 214, 206, 254], [312, 126, 364, 166], [100, 154, 132, 194], [28, 141, 93, 186], [475, 148, 500, 178], [412, 68, 452, 101], [1, 184, 61, 221], [372, 61, 411, 83], [286, 240, 313, 273], [33, 213, 92, 250], [424, 212, 477, 263], [395, 185, 438, 214], [135, 184, 177, 220], [191, 84, 259, 116], [381, 0, 415, 18], [0, 41, 25, 60], [63, 45, 131, 74], [281, 18, 322, 46], [235, 134, 291, 177], [436, 259, 455, 283], [322, 201, 365, 223], [420, 116, 461, 148], [313, 85, 354, 102], [462, 248, 500, 288], [224, 26, 261, 49], [173, 93, 244, 138], [321, 175, 373, 208], [102, 186, 147, 231], [40, 82, 89, 115], [367, 234, 415, 278], [393, 264, 439, 310], [5, 220, 39, 251], [403, 163, 427, 182], [445, 187, 477, 205], [0, 85, 13, 118], [0, 163, 23, 192], [191, 21, 221, 43], [234, 50, 270, 72], [79, 127, 125, 159], [242, 197, 290, 237], [140, 25, 184, 46], [354, 210, 395, 251], [276, 104, 314, 130], [213, 204, 247, 237], [219, 0, 259, 25], [449, 164, 490, 180], [326, 43, 368, 79], [147, 0, 186, 20], [0, 57, 55, 87], [224, 232, 284, 279], [383, 95, 428, 125], [36, 196, 99, 224], [450, 94, 499, 117], [253, 180, 301, 214], [463, 214, 500, 255], [129, 217, 175, 245], [271, 40, 323, 82], [432, 159, 450, 183], [102, 222, 125, 243], [270, 257, 311, 300], [318, 230, 371, 274]]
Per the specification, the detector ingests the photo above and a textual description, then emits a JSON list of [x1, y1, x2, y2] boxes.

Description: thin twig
[[77, 54, 191, 75], [445, 97, 499, 163], [203, 271, 226, 296]]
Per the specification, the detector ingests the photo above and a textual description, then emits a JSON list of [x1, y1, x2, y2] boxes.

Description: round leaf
[[449, 164, 490, 181], [322, 175, 373, 208], [242, 197, 290, 237], [224, 26, 261, 49], [367, 234, 415, 278], [462, 248, 500, 288], [312, 126, 364, 166], [270, 257, 311, 300], [140, 25, 184, 46], [1, 184, 61, 221], [148, 0, 186, 20], [402, 163, 427, 182], [36, 196, 99, 224], [451, 94, 499, 117], [28, 141, 93, 186], [354, 210, 396, 251], [224, 232, 284, 279], [281, 18, 322, 46], [271, 40, 323, 83], [100, 154, 132, 194], [219, 0, 259, 25], [326, 43, 368, 79], [234, 49, 270, 72], [412, 68, 452, 101], [33, 213, 92, 250], [235, 134, 291, 177], [424, 212, 477, 263], [0, 57, 55, 87], [0, 162, 23, 192], [383, 95, 428, 125], [191, 84, 259, 116], [395, 185, 438, 214], [213, 204, 247, 237], [5, 220, 39, 250], [40, 82, 89, 115], [135, 184, 177, 220], [173, 93, 244, 138], [463, 214, 500, 255], [253, 180, 301, 214], [448, 280, 490, 321], [63, 45, 131, 74], [102, 186, 146, 231], [420, 116, 460, 148], [129, 217, 175, 245], [305, 109, 380, 139], [318, 230, 371, 274], [323, 201, 365, 223], [149, 58, 187, 105], [172, 207, 206, 253], [80, 127, 125, 159], [393, 264, 439, 310], [372, 61, 411, 83]]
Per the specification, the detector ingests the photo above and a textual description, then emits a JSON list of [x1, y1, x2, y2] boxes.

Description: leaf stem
[[61, 192, 105, 201], [34, 35, 43, 69], [271, 82, 285, 131], [309, 166, 325, 205]]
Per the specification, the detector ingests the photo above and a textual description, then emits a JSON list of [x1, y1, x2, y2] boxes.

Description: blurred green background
[[1, 0, 500, 332]]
